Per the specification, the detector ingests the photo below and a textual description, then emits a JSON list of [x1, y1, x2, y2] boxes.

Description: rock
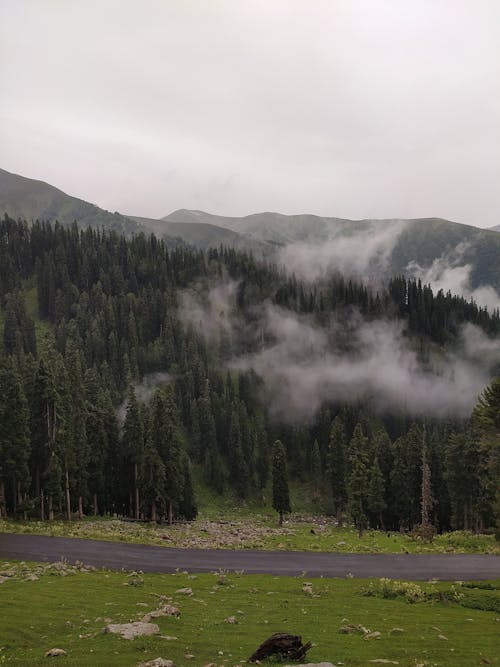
[[437, 634, 448, 641], [224, 616, 237, 624], [104, 622, 160, 640], [25, 574, 39, 581], [202, 664, 217, 667], [339, 624, 369, 635], [162, 604, 181, 616], [45, 648, 67, 657], [364, 631, 382, 640], [369, 661, 399, 665], [137, 659, 175, 667], [388, 628, 404, 635], [302, 583, 313, 595], [175, 587, 192, 596], [284, 663, 336, 667]]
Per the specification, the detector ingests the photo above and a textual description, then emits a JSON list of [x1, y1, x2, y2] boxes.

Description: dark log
[[248, 632, 312, 662]]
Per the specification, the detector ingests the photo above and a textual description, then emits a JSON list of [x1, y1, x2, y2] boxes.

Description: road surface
[[0, 533, 498, 580]]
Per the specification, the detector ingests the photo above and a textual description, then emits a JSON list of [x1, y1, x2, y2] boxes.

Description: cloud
[[407, 242, 500, 311], [230, 305, 500, 421], [277, 220, 406, 282], [180, 280, 500, 421], [117, 372, 171, 425]]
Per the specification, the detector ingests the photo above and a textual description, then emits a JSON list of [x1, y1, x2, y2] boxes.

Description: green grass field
[[1, 516, 498, 555], [0, 560, 499, 666]]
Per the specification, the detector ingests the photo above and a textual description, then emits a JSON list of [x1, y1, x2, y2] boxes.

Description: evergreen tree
[[326, 415, 347, 525], [272, 440, 291, 525], [347, 423, 370, 537], [367, 456, 386, 529]]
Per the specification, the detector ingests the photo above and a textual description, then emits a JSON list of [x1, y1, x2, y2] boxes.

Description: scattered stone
[[284, 664, 335, 667], [104, 622, 160, 640], [45, 648, 67, 657], [160, 636, 178, 641], [137, 659, 175, 667], [339, 624, 369, 635], [369, 661, 399, 665], [388, 628, 404, 635], [437, 634, 448, 641], [24, 573, 39, 581], [162, 605, 181, 616], [175, 587, 192, 596], [224, 616, 237, 624], [184, 654, 194, 659], [302, 583, 313, 595], [364, 631, 382, 640], [202, 663, 217, 667]]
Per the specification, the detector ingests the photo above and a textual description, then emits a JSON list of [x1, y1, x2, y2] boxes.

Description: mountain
[[3, 167, 500, 297], [164, 209, 500, 293], [490, 224, 500, 232], [129, 214, 269, 255], [0, 168, 140, 235]]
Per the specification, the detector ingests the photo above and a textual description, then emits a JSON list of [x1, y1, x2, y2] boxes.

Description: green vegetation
[[1, 560, 499, 666], [1, 217, 500, 538], [1, 517, 499, 554]]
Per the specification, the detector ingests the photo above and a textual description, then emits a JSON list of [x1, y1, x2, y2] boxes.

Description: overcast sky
[[1, 1, 499, 226]]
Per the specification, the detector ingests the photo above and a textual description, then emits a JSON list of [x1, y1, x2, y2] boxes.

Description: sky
[[1, 1, 499, 226]]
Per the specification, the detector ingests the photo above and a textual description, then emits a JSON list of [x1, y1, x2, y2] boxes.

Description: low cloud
[[277, 220, 406, 282], [408, 242, 500, 311], [232, 307, 499, 421], [117, 372, 171, 425]]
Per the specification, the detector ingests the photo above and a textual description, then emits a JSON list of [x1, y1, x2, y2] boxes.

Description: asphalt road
[[1, 533, 499, 580]]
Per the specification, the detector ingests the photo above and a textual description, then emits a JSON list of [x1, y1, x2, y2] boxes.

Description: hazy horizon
[[1, 1, 499, 228]]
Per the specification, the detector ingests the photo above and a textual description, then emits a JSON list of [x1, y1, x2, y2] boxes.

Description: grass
[[0, 560, 499, 666], [1, 516, 499, 555]]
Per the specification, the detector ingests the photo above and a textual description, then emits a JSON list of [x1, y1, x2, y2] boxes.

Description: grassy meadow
[[0, 560, 499, 666]]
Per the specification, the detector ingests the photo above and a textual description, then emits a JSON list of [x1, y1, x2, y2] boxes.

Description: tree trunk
[[134, 464, 140, 520], [65, 466, 71, 520], [336, 508, 343, 528], [78, 495, 83, 519], [168, 499, 173, 525], [48, 495, 54, 521], [379, 511, 385, 531], [0, 482, 5, 518], [40, 487, 45, 521], [279, 510, 283, 526], [12, 477, 17, 516], [151, 499, 157, 523], [93, 493, 98, 516]]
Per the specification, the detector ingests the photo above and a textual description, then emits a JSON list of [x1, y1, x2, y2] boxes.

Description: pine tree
[[122, 385, 144, 519], [272, 440, 291, 526], [367, 456, 386, 529], [347, 423, 370, 538], [326, 415, 347, 525], [311, 439, 321, 500], [0, 358, 31, 518], [472, 377, 500, 539]]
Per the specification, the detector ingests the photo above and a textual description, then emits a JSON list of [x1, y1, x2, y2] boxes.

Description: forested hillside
[[0, 215, 499, 536]]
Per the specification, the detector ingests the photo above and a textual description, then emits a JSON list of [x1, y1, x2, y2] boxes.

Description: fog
[[116, 372, 171, 425], [277, 220, 406, 282], [408, 243, 500, 311], [179, 281, 499, 422]]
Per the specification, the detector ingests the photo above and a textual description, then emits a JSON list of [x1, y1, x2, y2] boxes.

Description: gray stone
[[104, 622, 160, 640]]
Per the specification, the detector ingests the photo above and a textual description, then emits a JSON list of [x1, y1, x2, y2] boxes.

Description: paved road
[[0, 533, 499, 580]]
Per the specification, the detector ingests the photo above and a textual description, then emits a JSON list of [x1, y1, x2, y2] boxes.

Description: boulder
[[45, 648, 67, 657], [104, 622, 160, 640]]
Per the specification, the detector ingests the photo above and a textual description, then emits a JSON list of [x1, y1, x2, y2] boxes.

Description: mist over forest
[[0, 213, 499, 537]]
